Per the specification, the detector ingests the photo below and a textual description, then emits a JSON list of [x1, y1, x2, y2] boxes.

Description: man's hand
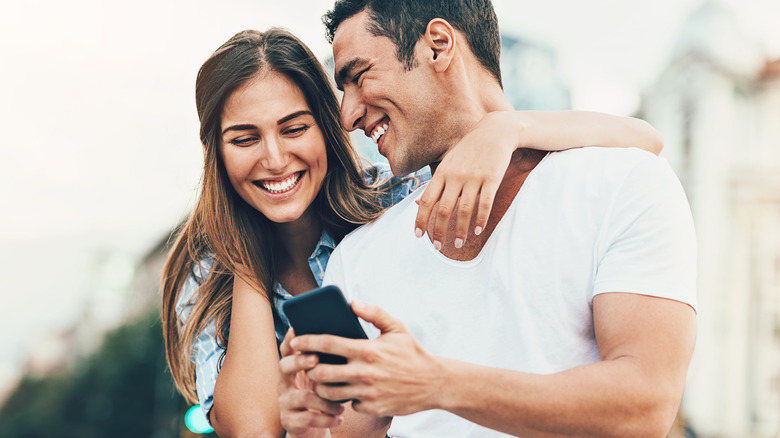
[[278, 329, 342, 438], [290, 301, 445, 417]]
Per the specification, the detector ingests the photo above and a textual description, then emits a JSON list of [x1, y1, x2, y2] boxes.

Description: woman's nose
[[260, 137, 289, 172]]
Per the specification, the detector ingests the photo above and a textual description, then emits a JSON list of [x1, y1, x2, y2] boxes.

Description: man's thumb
[[351, 300, 404, 333]]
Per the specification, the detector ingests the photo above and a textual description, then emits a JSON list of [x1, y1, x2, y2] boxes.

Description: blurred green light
[[184, 405, 214, 434]]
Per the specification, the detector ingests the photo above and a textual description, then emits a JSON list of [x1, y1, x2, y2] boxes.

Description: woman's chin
[[264, 205, 316, 227]]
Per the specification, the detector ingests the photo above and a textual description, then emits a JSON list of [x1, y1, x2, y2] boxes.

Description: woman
[[161, 28, 663, 437]]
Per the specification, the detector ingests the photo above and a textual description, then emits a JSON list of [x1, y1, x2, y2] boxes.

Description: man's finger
[[284, 388, 346, 417], [281, 410, 342, 432], [314, 381, 359, 403], [279, 352, 319, 378], [351, 300, 405, 334], [306, 362, 361, 385], [290, 334, 366, 360], [279, 327, 297, 357]]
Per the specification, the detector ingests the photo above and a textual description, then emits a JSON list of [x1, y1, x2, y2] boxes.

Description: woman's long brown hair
[[161, 29, 389, 403]]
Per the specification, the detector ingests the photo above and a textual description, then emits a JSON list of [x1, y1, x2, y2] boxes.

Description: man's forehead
[[331, 11, 370, 66]]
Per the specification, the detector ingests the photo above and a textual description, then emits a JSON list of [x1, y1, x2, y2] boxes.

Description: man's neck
[[429, 83, 513, 175]]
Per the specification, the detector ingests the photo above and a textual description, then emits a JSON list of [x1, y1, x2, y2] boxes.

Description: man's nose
[[340, 88, 365, 132]]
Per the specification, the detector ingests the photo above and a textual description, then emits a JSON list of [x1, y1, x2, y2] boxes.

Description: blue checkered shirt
[[175, 163, 429, 422]]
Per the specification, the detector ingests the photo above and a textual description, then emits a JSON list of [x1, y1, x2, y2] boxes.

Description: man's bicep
[[593, 292, 696, 388], [594, 155, 697, 310]]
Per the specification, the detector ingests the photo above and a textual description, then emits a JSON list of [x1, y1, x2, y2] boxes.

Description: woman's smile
[[255, 170, 304, 195]]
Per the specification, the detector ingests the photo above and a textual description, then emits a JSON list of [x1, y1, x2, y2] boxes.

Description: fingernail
[[352, 299, 365, 311], [454, 238, 463, 248], [433, 240, 442, 251], [474, 226, 483, 236], [415, 228, 423, 238]]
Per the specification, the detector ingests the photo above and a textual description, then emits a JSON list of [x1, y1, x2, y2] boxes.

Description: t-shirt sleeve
[[593, 155, 698, 312], [175, 261, 223, 424]]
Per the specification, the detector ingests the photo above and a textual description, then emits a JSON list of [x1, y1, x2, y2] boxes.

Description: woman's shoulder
[[363, 162, 431, 183], [364, 162, 431, 208], [174, 257, 215, 323]]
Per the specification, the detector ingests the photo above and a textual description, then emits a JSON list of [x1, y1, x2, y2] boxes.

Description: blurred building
[[500, 34, 571, 111], [127, 235, 172, 319], [639, 1, 780, 436], [21, 249, 139, 380]]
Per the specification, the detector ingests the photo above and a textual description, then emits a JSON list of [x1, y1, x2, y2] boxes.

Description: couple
[[162, 0, 697, 437]]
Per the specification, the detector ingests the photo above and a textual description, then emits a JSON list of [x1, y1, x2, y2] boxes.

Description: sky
[[1, 0, 779, 396]]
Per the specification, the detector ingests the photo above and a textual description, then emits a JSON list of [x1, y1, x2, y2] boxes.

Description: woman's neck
[[272, 208, 323, 294], [274, 208, 323, 264]]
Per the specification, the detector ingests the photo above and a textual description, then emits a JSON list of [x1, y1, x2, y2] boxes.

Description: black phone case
[[281, 285, 368, 364]]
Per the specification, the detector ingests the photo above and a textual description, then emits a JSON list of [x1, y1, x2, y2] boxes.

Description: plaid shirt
[[175, 163, 429, 422]]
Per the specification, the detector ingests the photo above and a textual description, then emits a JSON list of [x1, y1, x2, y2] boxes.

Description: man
[[278, 1, 697, 436]]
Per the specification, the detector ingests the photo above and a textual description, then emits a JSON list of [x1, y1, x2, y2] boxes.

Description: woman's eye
[[285, 125, 310, 136], [230, 136, 257, 147]]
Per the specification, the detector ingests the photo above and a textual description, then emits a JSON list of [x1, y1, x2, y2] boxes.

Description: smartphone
[[281, 285, 368, 365]]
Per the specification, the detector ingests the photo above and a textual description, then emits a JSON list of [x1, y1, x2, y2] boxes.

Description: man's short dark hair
[[323, 0, 502, 87]]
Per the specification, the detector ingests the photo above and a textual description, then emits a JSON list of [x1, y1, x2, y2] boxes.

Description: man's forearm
[[433, 357, 680, 438], [426, 294, 695, 438]]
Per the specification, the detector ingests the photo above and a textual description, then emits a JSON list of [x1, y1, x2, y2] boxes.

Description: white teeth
[[371, 123, 388, 144], [260, 172, 302, 194]]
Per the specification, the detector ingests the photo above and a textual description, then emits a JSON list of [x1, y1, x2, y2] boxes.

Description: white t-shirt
[[323, 148, 697, 437]]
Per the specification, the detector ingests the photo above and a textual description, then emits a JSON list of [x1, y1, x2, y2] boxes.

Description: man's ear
[[424, 18, 456, 73]]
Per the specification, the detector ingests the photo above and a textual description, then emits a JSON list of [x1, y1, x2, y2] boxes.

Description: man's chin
[[388, 160, 425, 178]]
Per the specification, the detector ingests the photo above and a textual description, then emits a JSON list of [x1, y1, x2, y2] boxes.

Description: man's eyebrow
[[221, 111, 313, 135], [335, 58, 369, 91]]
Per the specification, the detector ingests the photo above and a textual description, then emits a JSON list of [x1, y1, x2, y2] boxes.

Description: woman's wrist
[[491, 110, 529, 152]]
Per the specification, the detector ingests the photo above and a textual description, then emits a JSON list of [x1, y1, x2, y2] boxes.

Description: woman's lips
[[255, 171, 303, 194]]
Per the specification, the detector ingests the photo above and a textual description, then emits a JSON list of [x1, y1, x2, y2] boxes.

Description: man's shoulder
[[549, 146, 655, 167], [337, 183, 425, 252], [537, 147, 662, 186]]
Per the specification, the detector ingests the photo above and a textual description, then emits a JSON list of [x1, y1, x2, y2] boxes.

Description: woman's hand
[[278, 329, 342, 438], [414, 111, 519, 250]]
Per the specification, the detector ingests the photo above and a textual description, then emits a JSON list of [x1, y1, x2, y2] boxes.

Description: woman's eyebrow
[[277, 110, 313, 125], [222, 124, 255, 135], [221, 110, 313, 136]]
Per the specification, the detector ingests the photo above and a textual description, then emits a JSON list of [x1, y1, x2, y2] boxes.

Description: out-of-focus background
[[1, 0, 778, 436]]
